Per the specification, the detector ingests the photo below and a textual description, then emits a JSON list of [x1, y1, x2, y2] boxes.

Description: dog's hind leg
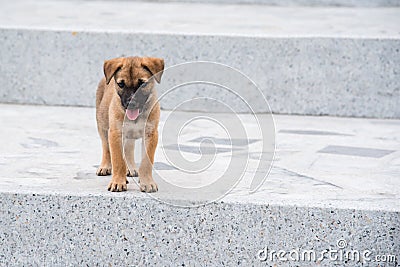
[[96, 129, 112, 176]]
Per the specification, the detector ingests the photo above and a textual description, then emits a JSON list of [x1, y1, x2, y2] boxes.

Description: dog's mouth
[[121, 89, 152, 121], [126, 108, 140, 121]]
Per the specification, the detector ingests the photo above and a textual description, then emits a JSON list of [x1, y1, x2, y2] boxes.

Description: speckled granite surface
[[0, 1, 399, 118], [1, 29, 399, 118], [1, 193, 399, 266]]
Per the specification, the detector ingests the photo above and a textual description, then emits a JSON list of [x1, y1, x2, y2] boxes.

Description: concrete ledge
[[1, 192, 399, 266], [99, 0, 400, 7], [43, 0, 400, 7], [0, 1, 399, 118], [1, 28, 399, 118]]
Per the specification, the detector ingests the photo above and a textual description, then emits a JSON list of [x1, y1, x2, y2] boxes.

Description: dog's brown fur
[[96, 56, 164, 192]]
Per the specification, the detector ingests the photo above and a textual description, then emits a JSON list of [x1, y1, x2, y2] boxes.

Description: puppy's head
[[103, 56, 164, 120]]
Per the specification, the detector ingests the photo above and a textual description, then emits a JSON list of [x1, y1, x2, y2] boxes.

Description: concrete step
[[46, 0, 400, 7], [0, 103, 399, 265], [0, 0, 399, 118], [105, 0, 400, 7]]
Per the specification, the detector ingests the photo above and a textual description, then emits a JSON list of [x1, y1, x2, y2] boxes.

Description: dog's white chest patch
[[124, 117, 153, 139]]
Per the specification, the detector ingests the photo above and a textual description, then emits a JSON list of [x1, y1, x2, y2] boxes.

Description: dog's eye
[[117, 81, 125, 88]]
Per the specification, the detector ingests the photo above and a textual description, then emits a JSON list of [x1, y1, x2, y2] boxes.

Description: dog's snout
[[127, 94, 133, 103], [130, 90, 149, 108], [118, 87, 150, 110], [119, 90, 134, 109]]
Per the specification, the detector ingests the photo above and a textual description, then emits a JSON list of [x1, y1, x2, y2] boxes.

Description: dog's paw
[[139, 179, 158, 193], [127, 168, 139, 177], [107, 180, 127, 192], [96, 166, 112, 176]]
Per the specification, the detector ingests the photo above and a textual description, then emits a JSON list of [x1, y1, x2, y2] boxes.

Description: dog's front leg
[[124, 138, 139, 177], [108, 128, 127, 192], [139, 129, 158, 193]]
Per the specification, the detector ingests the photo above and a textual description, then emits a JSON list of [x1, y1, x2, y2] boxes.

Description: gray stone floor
[[0, 104, 399, 211], [1, 0, 399, 38]]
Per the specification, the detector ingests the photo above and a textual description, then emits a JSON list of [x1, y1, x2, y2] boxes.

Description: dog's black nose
[[128, 90, 149, 109]]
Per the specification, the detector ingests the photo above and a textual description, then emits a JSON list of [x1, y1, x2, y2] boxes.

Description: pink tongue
[[126, 109, 140, 121]]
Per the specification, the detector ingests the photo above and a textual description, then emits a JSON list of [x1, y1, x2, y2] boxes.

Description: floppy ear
[[141, 57, 164, 83], [104, 58, 123, 84]]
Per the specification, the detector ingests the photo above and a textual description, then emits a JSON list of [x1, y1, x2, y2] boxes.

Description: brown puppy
[[96, 56, 164, 192]]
